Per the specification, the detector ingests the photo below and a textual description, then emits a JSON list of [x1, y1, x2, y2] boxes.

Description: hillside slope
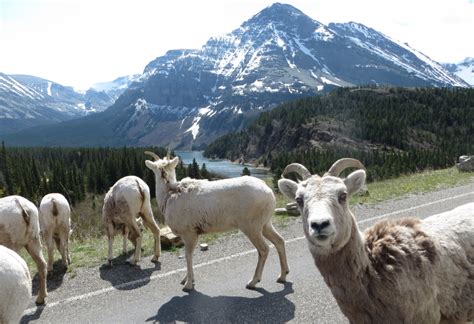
[[204, 87, 474, 166]]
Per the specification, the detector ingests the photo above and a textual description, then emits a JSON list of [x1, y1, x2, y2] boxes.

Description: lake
[[175, 151, 269, 179]]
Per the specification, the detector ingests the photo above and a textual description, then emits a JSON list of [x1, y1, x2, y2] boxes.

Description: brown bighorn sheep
[[145, 151, 289, 292], [39, 193, 72, 272], [0, 195, 48, 305], [102, 176, 161, 265], [278, 158, 473, 323]]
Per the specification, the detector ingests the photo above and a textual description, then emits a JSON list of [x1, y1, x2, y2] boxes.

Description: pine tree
[[201, 163, 211, 179]]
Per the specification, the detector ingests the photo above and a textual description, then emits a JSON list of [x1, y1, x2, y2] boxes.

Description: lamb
[[39, 193, 72, 272], [145, 151, 289, 292], [278, 158, 474, 323], [102, 175, 161, 265], [0, 195, 48, 305], [0, 245, 32, 324]]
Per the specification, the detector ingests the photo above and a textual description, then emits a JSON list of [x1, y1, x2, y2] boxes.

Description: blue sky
[[1, 0, 473, 90]]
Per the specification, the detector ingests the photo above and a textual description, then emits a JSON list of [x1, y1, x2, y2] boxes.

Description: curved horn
[[144, 151, 160, 161], [282, 163, 312, 180], [327, 158, 365, 177]]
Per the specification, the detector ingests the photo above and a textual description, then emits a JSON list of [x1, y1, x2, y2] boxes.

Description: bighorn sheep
[[278, 158, 474, 323], [39, 193, 72, 272], [0, 195, 48, 305], [0, 245, 32, 324], [102, 176, 161, 265], [145, 151, 289, 292]]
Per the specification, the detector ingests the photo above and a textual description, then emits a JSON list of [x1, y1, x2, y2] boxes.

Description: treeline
[[205, 86, 473, 179], [0, 144, 212, 205], [270, 146, 455, 187]]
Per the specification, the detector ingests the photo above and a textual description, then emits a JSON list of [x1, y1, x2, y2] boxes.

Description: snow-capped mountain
[[4, 3, 468, 147], [443, 58, 474, 86], [91, 74, 140, 100], [0, 74, 116, 134]]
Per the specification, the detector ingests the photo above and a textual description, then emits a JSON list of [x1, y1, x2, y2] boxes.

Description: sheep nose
[[311, 220, 330, 233]]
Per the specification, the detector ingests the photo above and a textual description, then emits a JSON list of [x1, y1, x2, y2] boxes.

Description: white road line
[[24, 191, 473, 315]]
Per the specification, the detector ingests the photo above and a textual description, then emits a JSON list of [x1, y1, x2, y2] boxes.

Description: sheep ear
[[278, 179, 298, 200], [344, 170, 366, 196], [170, 157, 179, 168], [145, 160, 156, 170]]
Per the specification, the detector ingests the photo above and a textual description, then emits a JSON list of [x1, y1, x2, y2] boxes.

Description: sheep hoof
[[246, 284, 257, 290], [182, 285, 194, 293], [276, 278, 287, 284], [127, 257, 138, 265], [35, 297, 46, 306], [107, 260, 113, 267], [151, 255, 160, 263]]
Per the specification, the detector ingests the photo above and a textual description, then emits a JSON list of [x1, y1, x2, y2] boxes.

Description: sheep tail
[[14, 198, 30, 226], [136, 179, 145, 216], [52, 198, 59, 216]]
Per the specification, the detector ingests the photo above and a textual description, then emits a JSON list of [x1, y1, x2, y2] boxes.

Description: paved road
[[21, 183, 474, 323]]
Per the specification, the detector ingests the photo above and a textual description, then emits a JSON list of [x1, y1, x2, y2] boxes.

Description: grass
[[352, 167, 474, 205], [272, 167, 474, 213], [20, 167, 474, 275]]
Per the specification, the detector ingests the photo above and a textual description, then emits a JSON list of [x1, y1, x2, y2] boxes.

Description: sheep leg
[[107, 223, 115, 266], [262, 222, 289, 283], [58, 230, 69, 268], [122, 227, 129, 254], [26, 238, 48, 305], [243, 229, 269, 289], [66, 231, 71, 265], [141, 207, 161, 262], [54, 234, 60, 251], [44, 231, 55, 273], [128, 222, 142, 265], [181, 234, 198, 292]]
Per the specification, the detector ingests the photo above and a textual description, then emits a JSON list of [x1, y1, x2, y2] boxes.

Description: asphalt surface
[[21, 182, 474, 323]]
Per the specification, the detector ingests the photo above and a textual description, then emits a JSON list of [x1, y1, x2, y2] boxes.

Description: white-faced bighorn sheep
[[102, 176, 161, 265], [278, 158, 473, 323], [145, 151, 289, 292], [0, 245, 32, 323], [0, 195, 48, 305], [39, 193, 72, 272]]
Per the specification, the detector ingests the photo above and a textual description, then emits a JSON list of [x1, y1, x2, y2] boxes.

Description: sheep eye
[[160, 169, 166, 178], [338, 192, 347, 204], [296, 196, 304, 207]]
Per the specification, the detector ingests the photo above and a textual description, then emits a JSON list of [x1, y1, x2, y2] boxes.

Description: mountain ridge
[[0, 73, 119, 135]]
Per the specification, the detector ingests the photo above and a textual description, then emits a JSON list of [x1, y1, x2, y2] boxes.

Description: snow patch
[[134, 98, 148, 112], [320, 76, 340, 86], [47, 82, 52, 96], [0, 75, 43, 100], [453, 64, 474, 86], [199, 107, 212, 115], [314, 26, 334, 41], [185, 116, 201, 140]]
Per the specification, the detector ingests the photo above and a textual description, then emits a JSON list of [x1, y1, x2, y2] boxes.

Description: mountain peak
[[246, 2, 310, 26], [265, 3, 302, 14]]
